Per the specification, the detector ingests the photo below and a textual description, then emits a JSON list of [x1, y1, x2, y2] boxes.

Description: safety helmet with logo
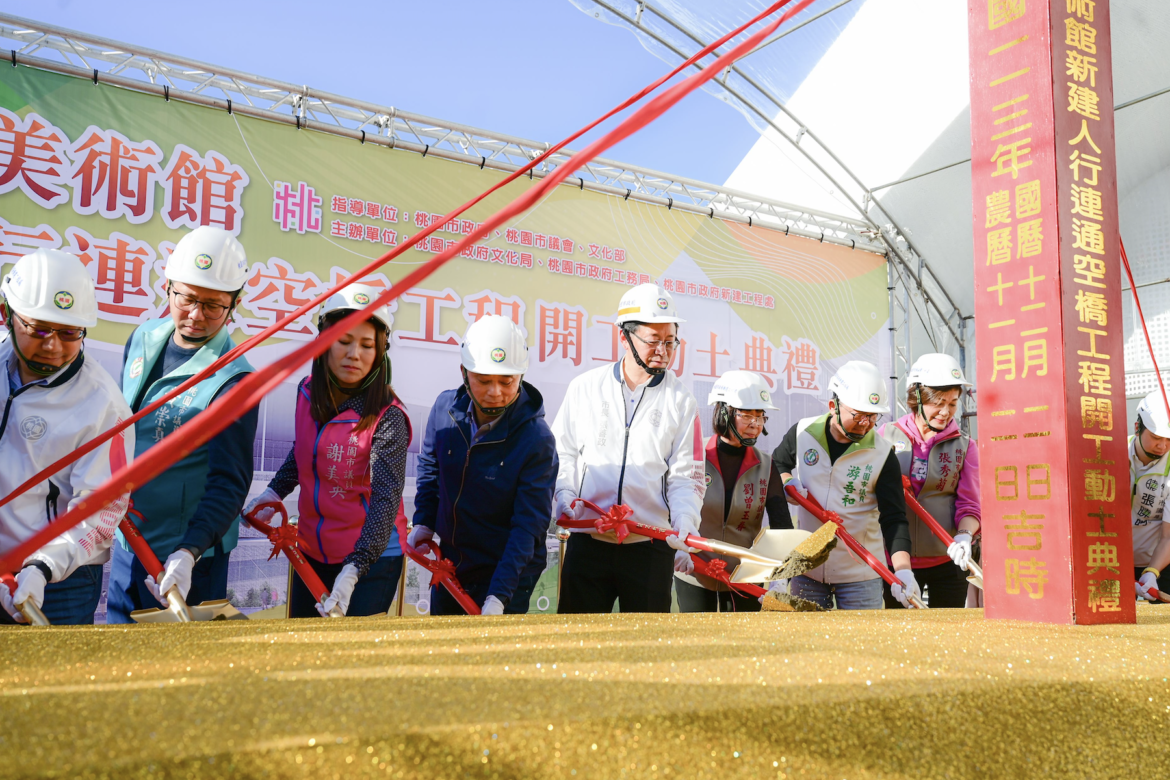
[[614, 283, 686, 326], [316, 283, 394, 331], [3, 248, 97, 376], [827, 361, 888, 442], [461, 314, 529, 418], [709, 370, 777, 447], [1137, 391, 1170, 439], [165, 226, 249, 293], [907, 353, 971, 388]]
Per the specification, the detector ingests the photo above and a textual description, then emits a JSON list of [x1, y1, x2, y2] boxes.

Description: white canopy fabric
[[577, 0, 1170, 424]]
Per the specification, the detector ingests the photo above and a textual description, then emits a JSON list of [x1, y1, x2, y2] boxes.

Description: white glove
[[481, 595, 505, 616], [759, 578, 788, 604], [673, 550, 694, 575], [316, 563, 360, 617], [666, 517, 700, 554], [407, 524, 434, 550], [145, 549, 195, 606], [947, 532, 973, 571], [13, 565, 47, 614], [554, 494, 581, 523], [783, 476, 807, 504], [0, 581, 21, 623], [890, 569, 922, 609], [242, 487, 282, 523], [1137, 571, 1160, 602]]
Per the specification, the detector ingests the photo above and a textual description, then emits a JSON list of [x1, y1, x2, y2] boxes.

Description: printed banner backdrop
[[0, 64, 889, 616]]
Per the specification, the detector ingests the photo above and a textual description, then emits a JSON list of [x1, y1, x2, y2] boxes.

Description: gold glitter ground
[[3, 608, 1169, 779]]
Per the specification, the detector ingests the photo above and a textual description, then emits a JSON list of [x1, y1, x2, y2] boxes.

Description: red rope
[[0, 1, 798, 513], [1120, 239, 1170, 421], [0, 6, 796, 578]]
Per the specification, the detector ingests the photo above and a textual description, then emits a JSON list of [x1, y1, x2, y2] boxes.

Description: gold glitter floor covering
[[3, 608, 1169, 779]]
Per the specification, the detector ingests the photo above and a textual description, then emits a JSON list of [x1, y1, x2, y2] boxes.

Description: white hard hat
[[614, 283, 686, 326], [708, 370, 779, 411], [461, 314, 529, 375], [317, 283, 394, 331], [2, 248, 98, 328], [827, 360, 890, 414], [165, 226, 249, 292], [907, 353, 971, 388], [1138, 391, 1170, 438]]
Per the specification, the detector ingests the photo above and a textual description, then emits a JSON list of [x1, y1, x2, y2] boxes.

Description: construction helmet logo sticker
[[760, 390, 770, 403], [19, 415, 48, 441], [490, 348, 506, 363], [53, 291, 74, 310], [803, 449, 819, 466], [129, 357, 144, 379], [353, 292, 371, 305], [704, 473, 713, 486], [868, 392, 881, 405], [194, 253, 213, 270], [656, 297, 669, 309], [951, 368, 961, 379]]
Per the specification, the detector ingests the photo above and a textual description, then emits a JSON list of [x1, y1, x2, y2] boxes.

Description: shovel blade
[[729, 560, 785, 584], [966, 574, 984, 590], [131, 599, 247, 623], [746, 529, 813, 564]]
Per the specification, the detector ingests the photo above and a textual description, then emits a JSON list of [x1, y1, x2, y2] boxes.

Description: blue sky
[[7, 1, 858, 186]]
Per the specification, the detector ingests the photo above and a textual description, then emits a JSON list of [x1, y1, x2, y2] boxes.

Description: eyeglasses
[[627, 330, 681, 353], [734, 411, 768, 425], [11, 311, 85, 342], [844, 407, 881, 424], [169, 287, 231, 319]]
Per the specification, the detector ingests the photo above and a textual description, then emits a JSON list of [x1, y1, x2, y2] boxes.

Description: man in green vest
[[105, 226, 257, 623]]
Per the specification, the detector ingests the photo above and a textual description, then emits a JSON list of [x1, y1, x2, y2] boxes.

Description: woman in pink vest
[[878, 353, 980, 608], [675, 370, 791, 612], [243, 284, 410, 618]]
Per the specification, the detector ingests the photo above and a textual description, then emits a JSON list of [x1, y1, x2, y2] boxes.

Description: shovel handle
[[1, 572, 50, 626], [900, 477, 957, 547], [785, 485, 927, 608], [402, 538, 481, 616], [119, 514, 165, 580], [244, 502, 341, 616]]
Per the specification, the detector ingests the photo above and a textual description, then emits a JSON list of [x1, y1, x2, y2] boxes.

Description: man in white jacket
[[0, 249, 133, 624], [552, 283, 704, 613]]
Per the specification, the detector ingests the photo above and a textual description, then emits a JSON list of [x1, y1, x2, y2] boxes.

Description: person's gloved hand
[[783, 476, 807, 504], [1136, 571, 1160, 601], [673, 550, 694, 575], [554, 494, 581, 524], [666, 517, 700, 554], [759, 578, 789, 604], [890, 569, 922, 608], [947, 532, 973, 571], [407, 524, 434, 551], [481, 595, 505, 616], [0, 580, 21, 623], [316, 563, 360, 617], [145, 549, 195, 606], [242, 488, 282, 523]]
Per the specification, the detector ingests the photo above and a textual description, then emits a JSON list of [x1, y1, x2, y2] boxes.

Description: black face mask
[[623, 328, 666, 376], [463, 367, 520, 418]]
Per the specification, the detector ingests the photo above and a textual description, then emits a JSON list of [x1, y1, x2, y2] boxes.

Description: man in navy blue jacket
[[410, 315, 558, 616]]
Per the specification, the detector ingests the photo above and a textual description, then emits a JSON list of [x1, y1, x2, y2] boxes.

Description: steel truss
[[583, 1, 970, 388], [0, 13, 884, 254]]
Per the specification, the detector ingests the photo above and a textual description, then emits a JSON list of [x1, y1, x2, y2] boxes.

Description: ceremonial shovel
[[0, 572, 50, 625], [900, 476, 985, 590], [244, 502, 344, 618], [121, 514, 245, 623]]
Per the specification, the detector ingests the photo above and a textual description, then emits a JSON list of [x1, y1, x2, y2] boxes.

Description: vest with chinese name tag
[[677, 436, 772, 592], [881, 422, 969, 558], [293, 378, 411, 564], [118, 318, 254, 559], [1129, 435, 1170, 568], [792, 413, 893, 583]]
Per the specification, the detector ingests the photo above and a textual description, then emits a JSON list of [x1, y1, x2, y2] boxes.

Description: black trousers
[[289, 554, 403, 618], [674, 575, 761, 613], [558, 533, 675, 613], [882, 560, 969, 609]]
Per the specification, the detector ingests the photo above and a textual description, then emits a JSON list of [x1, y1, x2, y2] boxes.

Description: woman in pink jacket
[[878, 354, 979, 608]]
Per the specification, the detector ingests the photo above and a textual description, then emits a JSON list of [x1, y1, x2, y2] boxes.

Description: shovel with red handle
[[0, 572, 49, 625], [243, 502, 343, 618], [900, 475, 984, 590], [399, 529, 481, 616], [121, 511, 245, 622], [785, 485, 928, 609]]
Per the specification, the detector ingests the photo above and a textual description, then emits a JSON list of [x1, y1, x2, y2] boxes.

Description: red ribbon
[[243, 503, 331, 603]]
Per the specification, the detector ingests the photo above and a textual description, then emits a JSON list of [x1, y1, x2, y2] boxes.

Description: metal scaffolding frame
[[583, 1, 971, 400], [0, 13, 886, 255]]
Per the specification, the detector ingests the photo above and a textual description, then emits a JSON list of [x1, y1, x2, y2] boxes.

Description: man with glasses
[[552, 283, 704, 613], [0, 249, 134, 624], [106, 226, 258, 623], [772, 360, 917, 610]]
